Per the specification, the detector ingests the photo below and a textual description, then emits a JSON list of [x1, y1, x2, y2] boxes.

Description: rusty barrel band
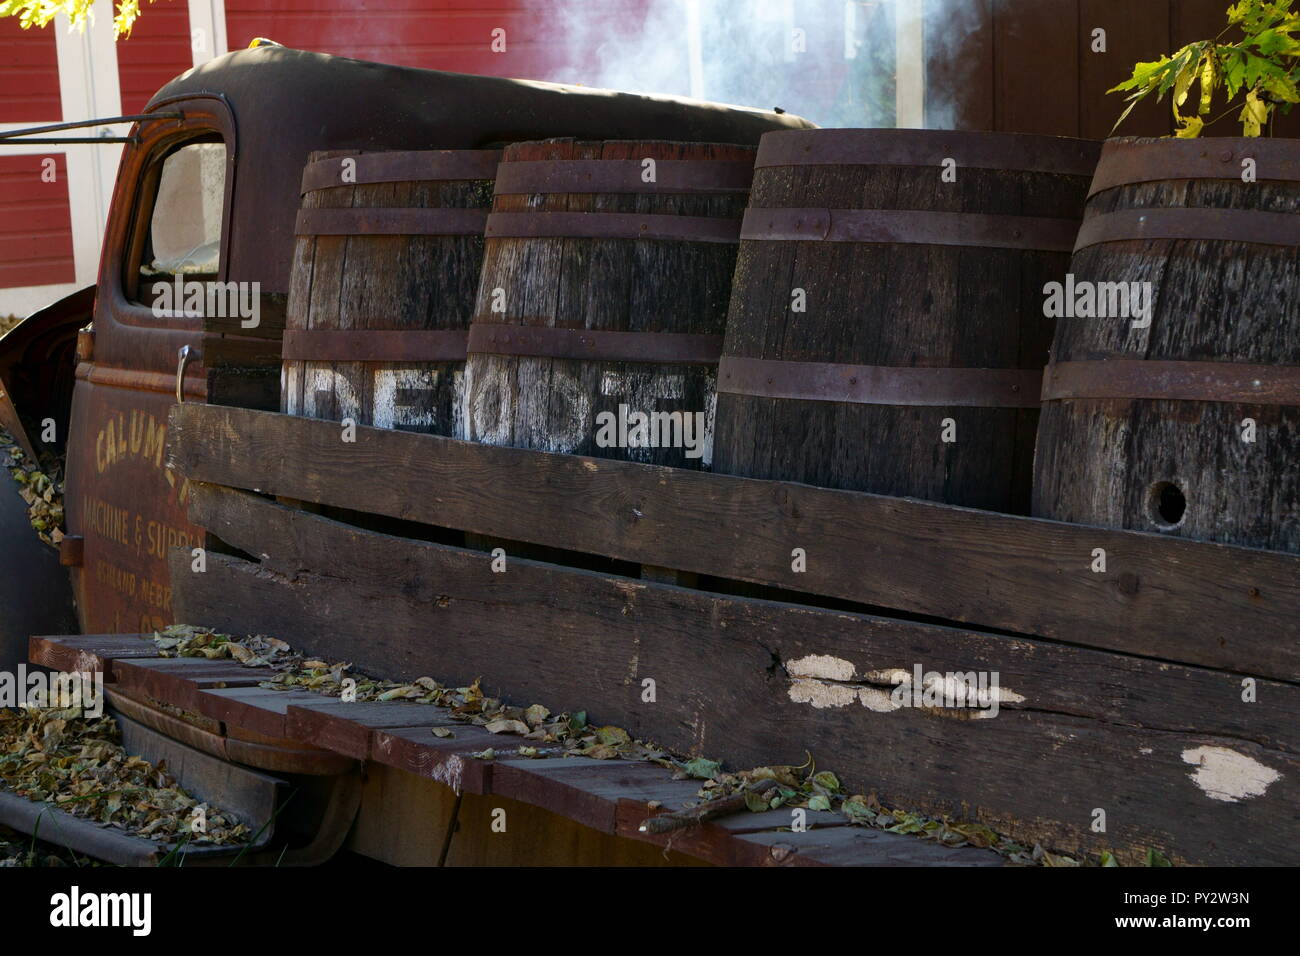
[[718, 357, 1042, 408], [1074, 207, 1300, 251], [294, 207, 490, 236], [740, 208, 1079, 252], [282, 329, 470, 362], [493, 159, 755, 195], [1042, 360, 1300, 406], [484, 211, 741, 243], [468, 324, 723, 365], [756, 129, 1101, 178], [1088, 139, 1300, 197], [300, 150, 502, 194]]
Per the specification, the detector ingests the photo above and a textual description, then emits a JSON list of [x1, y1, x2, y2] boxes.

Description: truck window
[[134, 140, 226, 296]]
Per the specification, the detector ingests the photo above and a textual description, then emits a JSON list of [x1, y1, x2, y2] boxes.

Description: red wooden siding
[[223, 0, 646, 80], [0, 154, 75, 289], [0, 16, 61, 122], [117, 0, 194, 113]]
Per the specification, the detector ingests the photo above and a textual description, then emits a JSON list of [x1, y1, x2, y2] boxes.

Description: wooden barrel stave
[[284, 149, 497, 437], [713, 130, 1098, 512], [1033, 137, 1300, 552], [465, 139, 753, 468]]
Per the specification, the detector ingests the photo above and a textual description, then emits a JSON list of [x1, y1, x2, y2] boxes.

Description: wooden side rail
[[167, 403, 1300, 681], [162, 485, 1299, 865]]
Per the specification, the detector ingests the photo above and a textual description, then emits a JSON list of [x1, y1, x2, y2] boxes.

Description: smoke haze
[[540, 0, 973, 129]]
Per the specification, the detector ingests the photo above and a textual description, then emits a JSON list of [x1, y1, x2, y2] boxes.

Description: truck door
[[64, 96, 236, 634]]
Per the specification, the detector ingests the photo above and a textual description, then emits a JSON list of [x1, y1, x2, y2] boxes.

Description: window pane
[[147, 142, 225, 276]]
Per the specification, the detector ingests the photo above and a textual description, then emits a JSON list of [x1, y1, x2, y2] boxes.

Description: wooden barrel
[[1033, 136, 1300, 551], [464, 139, 755, 468], [711, 129, 1100, 512], [282, 148, 501, 435]]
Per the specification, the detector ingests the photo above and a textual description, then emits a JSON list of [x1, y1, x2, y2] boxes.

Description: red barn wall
[[116, 1, 194, 114], [0, 19, 73, 297], [0, 17, 61, 123], [223, 0, 651, 81], [0, 153, 75, 290]]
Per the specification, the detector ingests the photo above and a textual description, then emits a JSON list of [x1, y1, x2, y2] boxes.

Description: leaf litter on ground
[[1, 428, 66, 547], [0, 704, 249, 849]]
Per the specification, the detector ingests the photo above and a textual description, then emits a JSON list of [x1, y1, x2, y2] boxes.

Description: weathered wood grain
[[285, 700, 461, 761], [466, 140, 750, 468], [489, 757, 704, 835], [369, 725, 498, 796], [714, 130, 1092, 513], [27, 633, 159, 679], [168, 404, 1300, 679], [1035, 143, 1300, 552], [170, 488, 1299, 864], [283, 149, 494, 437], [111, 657, 265, 712]]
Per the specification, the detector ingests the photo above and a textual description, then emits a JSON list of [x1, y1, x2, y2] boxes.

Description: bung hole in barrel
[[1148, 480, 1187, 529]]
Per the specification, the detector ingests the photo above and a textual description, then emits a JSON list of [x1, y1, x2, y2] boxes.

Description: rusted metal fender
[[0, 286, 90, 668], [0, 284, 92, 457]]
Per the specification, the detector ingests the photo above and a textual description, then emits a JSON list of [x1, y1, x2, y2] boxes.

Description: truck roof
[[143, 46, 815, 291]]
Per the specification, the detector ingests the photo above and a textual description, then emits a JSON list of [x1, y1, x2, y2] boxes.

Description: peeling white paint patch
[[306, 365, 361, 420], [519, 367, 590, 453], [787, 654, 856, 681], [788, 678, 858, 709], [283, 363, 300, 414], [701, 377, 717, 468], [468, 358, 515, 446], [1182, 746, 1281, 803], [861, 667, 911, 685], [429, 753, 465, 795], [601, 370, 684, 399], [1140, 747, 1153, 755], [451, 367, 468, 439], [373, 367, 439, 430], [858, 686, 903, 712]]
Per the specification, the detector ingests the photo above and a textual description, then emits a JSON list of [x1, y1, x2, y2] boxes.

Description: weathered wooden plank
[[28, 633, 160, 678], [489, 757, 703, 835], [170, 490, 1299, 864], [369, 725, 500, 795], [183, 482, 1300, 757], [612, 800, 858, 867], [112, 657, 265, 712], [195, 686, 338, 739], [168, 404, 1300, 680], [285, 700, 461, 761], [705, 807, 848, 834], [733, 824, 1003, 868]]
